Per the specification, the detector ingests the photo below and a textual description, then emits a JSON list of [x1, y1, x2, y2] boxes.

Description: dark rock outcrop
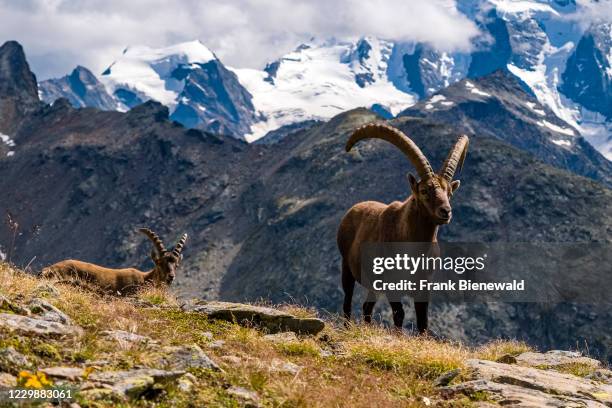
[[0, 41, 40, 134]]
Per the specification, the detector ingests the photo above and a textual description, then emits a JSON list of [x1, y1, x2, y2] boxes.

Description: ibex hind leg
[[362, 291, 376, 323], [415, 301, 429, 334], [341, 259, 355, 323], [389, 301, 405, 330]]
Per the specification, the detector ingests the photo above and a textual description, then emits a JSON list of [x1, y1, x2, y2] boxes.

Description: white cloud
[[565, 0, 612, 28], [0, 0, 480, 79]]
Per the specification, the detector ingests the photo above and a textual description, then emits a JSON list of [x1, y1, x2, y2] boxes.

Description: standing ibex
[[337, 123, 468, 333], [41, 228, 188, 295]]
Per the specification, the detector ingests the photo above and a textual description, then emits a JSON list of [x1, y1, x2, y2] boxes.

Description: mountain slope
[[99, 41, 260, 138], [400, 70, 612, 187], [234, 37, 416, 140], [39, 66, 117, 111]]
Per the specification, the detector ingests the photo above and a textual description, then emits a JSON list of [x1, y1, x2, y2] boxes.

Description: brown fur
[[338, 124, 468, 333], [41, 229, 187, 295]]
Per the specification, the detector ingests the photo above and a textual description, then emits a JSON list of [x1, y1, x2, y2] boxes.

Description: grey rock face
[[39, 66, 117, 111], [561, 23, 612, 119], [169, 60, 261, 138], [0, 41, 41, 133], [400, 71, 612, 187]]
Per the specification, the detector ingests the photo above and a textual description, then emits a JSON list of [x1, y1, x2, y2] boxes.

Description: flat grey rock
[[41, 366, 85, 381], [186, 301, 325, 335], [516, 350, 601, 369], [0, 312, 82, 338]]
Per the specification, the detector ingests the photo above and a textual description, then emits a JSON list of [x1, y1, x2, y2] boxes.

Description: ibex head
[[346, 123, 469, 225], [139, 228, 188, 285]]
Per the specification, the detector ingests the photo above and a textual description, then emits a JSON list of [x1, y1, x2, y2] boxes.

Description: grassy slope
[[0, 262, 534, 407]]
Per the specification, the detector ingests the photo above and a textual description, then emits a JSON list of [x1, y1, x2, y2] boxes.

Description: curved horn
[[172, 233, 188, 257], [139, 228, 167, 254], [346, 123, 434, 180], [439, 135, 469, 182]]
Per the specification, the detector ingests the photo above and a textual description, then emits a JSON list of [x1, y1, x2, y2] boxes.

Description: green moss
[[32, 342, 61, 360]]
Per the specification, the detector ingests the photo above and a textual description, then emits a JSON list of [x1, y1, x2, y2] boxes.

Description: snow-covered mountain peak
[[234, 36, 416, 141], [100, 40, 217, 108]]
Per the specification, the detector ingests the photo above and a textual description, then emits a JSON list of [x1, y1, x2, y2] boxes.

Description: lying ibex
[[337, 123, 468, 333], [41, 228, 188, 295]]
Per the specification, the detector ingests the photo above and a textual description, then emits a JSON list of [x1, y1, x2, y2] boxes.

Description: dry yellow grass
[[0, 262, 534, 407]]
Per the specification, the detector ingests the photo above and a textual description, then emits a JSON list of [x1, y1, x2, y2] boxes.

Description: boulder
[[515, 350, 601, 369], [0, 312, 82, 338], [185, 301, 325, 335]]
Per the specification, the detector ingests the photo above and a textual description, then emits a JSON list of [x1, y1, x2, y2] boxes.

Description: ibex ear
[[451, 180, 461, 194], [408, 173, 418, 195]]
